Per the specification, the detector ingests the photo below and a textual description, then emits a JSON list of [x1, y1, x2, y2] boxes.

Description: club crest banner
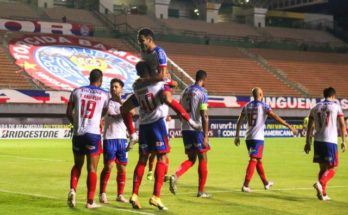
[[9, 34, 140, 93]]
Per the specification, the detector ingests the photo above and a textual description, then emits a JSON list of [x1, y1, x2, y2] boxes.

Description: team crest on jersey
[[9, 35, 140, 93]]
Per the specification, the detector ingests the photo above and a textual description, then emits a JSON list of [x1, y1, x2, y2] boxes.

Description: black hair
[[195, 70, 207, 82], [89, 69, 103, 83], [137, 27, 155, 40], [323, 87, 336, 98], [110, 78, 124, 88], [135, 61, 151, 77]]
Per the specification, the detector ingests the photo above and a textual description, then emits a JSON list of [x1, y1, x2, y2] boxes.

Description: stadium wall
[[1, 90, 347, 139]]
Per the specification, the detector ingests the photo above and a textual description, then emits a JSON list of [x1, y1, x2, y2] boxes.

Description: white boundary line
[[0, 189, 155, 215], [103, 205, 156, 215], [0, 189, 59, 199], [161, 185, 348, 196], [0, 154, 66, 162]]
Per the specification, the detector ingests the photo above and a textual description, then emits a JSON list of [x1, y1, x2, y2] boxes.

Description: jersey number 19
[[81, 99, 96, 119]]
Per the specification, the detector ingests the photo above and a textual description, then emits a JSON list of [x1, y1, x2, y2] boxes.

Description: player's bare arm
[[120, 94, 137, 115], [338, 115, 347, 152], [66, 101, 75, 124], [200, 109, 209, 148], [159, 66, 171, 80], [234, 112, 245, 146], [304, 116, 315, 154], [268, 111, 298, 135]]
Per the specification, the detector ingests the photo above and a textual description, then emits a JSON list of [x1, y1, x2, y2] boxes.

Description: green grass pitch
[[0, 137, 347, 215]]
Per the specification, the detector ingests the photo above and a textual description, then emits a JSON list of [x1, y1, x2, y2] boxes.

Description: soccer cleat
[[127, 133, 139, 151], [164, 175, 170, 182], [85, 201, 101, 209], [188, 119, 202, 131], [149, 196, 168, 211], [264, 181, 274, 190], [116, 194, 128, 203], [197, 192, 212, 198], [99, 192, 108, 204], [313, 182, 324, 200], [169, 175, 177, 195], [322, 195, 331, 201], [241, 186, 251, 193], [147, 171, 154, 181], [129, 193, 142, 209], [67, 189, 76, 208]]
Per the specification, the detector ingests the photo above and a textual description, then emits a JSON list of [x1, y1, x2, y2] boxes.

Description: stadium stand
[[251, 48, 348, 97], [261, 26, 345, 46], [159, 41, 301, 96], [43, 7, 105, 27], [111, 14, 168, 33], [0, 45, 35, 89], [0, 1, 39, 20], [161, 18, 261, 38]]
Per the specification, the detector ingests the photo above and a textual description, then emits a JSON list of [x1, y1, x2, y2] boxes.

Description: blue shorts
[[246, 139, 264, 159], [103, 139, 128, 165], [182, 130, 210, 154], [72, 133, 102, 156], [139, 118, 170, 155], [313, 141, 338, 167]]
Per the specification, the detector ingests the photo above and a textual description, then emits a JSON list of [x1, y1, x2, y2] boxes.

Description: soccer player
[[234, 87, 298, 192], [122, 28, 201, 148], [304, 87, 346, 201], [122, 61, 172, 210], [66, 69, 109, 208], [169, 70, 211, 198], [147, 115, 172, 181], [99, 78, 131, 204]]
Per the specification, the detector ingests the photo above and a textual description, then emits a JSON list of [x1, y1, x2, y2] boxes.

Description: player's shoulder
[[154, 46, 166, 54], [154, 46, 167, 59]]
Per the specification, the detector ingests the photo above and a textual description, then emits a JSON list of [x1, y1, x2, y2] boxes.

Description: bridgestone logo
[[1, 130, 59, 138]]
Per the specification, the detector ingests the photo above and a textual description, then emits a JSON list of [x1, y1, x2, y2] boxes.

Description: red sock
[[70, 165, 81, 191], [165, 157, 169, 175], [198, 160, 208, 193], [320, 169, 335, 196], [175, 160, 193, 178], [244, 159, 257, 187], [99, 169, 111, 193], [132, 161, 146, 195], [256, 160, 268, 185], [318, 169, 325, 181], [169, 100, 190, 122], [122, 112, 135, 135], [149, 156, 155, 172], [87, 171, 97, 203], [117, 171, 126, 196], [153, 160, 167, 197]]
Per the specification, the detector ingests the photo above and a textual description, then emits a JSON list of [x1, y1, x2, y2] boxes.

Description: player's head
[[110, 78, 124, 97], [323, 87, 336, 99], [89, 69, 103, 87], [136, 61, 151, 78], [252, 87, 263, 100], [195, 70, 207, 87], [137, 27, 155, 52]]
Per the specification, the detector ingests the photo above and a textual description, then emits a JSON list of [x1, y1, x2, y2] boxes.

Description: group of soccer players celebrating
[[65, 27, 346, 211]]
